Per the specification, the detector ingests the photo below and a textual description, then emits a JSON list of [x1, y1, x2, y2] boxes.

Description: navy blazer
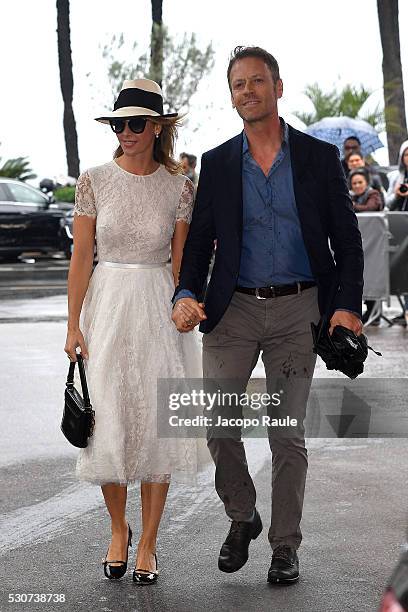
[[173, 125, 364, 334]]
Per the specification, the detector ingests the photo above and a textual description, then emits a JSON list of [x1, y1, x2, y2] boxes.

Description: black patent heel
[[133, 553, 158, 584], [102, 524, 132, 580]]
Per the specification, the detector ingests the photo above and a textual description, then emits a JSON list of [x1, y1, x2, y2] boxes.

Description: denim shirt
[[237, 122, 313, 286]]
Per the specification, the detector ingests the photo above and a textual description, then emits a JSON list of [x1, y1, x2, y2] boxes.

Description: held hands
[[329, 310, 363, 336], [172, 298, 207, 333], [64, 328, 89, 361]]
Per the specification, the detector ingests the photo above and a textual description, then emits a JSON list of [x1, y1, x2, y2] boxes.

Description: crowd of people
[[341, 135, 408, 213], [340, 136, 408, 326]]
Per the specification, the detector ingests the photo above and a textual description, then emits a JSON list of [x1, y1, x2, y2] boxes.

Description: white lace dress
[[73, 160, 206, 485]]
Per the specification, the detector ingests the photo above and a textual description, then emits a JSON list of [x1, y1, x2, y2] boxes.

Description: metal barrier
[[357, 211, 408, 326]]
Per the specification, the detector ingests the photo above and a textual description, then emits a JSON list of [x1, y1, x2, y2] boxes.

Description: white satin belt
[[98, 261, 168, 269]]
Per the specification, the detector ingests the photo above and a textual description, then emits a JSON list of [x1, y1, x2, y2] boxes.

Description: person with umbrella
[[306, 117, 384, 171]]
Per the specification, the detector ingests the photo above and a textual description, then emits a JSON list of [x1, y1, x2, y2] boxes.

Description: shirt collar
[[242, 117, 289, 154]]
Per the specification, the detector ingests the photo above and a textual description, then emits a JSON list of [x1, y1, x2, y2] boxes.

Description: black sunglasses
[[109, 117, 148, 134]]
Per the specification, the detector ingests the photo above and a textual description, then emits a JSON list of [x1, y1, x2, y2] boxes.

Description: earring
[[155, 132, 160, 139]]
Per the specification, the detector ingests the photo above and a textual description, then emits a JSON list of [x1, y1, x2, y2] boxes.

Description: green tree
[[101, 29, 214, 114], [294, 82, 384, 131], [0, 154, 36, 181], [54, 186, 75, 202], [377, 0, 407, 163]]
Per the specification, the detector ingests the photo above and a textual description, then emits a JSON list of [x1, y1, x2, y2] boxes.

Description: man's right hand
[[172, 298, 207, 333]]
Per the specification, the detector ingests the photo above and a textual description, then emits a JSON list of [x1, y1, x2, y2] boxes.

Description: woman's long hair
[[113, 116, 183, 175]]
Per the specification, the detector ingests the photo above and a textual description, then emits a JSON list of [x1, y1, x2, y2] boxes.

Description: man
[[180, 152, 191, 174], [172, 46, 363, 585], [180, 152, 198, 186]]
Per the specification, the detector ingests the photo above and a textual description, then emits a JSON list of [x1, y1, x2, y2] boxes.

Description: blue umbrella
[[305, 116, 384, 156]]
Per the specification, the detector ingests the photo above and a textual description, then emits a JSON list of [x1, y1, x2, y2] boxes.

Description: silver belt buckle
[[255, 287, 267, 300]]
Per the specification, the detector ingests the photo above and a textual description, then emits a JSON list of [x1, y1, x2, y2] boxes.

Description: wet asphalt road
[[1, 261, 408, 611], [0, 254, 69, 300]]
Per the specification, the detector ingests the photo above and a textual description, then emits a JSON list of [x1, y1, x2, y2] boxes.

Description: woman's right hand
[[64, 328, 89, 361]]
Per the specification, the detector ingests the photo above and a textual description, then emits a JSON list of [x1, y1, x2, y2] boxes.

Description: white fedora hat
[[95, 78, 177, 123]]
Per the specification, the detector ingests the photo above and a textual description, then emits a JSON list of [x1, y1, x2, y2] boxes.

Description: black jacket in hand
[[173, 125, 364, 333]]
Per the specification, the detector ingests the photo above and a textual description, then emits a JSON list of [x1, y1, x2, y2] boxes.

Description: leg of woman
[[101, 483, 129, 565], [136, 481, 170, 572]]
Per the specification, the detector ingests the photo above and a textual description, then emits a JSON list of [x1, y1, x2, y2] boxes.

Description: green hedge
[[54, 186, 75, 203]]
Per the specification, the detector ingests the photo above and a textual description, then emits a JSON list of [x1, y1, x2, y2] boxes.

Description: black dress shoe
[[267, 545, 299, 585], [102, 524, 132, 580], [218, 509, 262, 573]]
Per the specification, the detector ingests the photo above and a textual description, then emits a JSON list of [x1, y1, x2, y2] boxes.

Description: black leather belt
[[235, 281, 316, 299]]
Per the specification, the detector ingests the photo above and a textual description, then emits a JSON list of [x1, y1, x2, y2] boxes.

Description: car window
[[7, 182, 47, 205], [0, 183, 11, 201]]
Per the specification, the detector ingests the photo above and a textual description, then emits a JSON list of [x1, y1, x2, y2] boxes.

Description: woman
[[64, 79, 206, 584], [349, 168, 382, 213], [346, 151, 385, 206]]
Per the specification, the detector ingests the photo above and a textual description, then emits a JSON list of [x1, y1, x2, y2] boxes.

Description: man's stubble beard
[[236, 108, 272, 124]]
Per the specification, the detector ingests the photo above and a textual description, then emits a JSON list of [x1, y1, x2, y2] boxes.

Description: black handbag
[[61, 353, 95, 448]]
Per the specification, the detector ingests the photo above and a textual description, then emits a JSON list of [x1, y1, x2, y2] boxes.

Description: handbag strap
[[66, 353, 91, 407]]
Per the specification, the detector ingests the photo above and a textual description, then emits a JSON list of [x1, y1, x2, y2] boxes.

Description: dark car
[[0, 178, 72, 261], [61, 208, 74, 259], [60, 209, 99, 261]]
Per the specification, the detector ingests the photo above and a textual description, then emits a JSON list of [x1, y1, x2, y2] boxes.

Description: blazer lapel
[[224, 132, 244, 242], [288, 125, 312, 185]]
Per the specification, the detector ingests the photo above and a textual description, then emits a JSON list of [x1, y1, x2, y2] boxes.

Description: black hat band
[[114, 87, 163, 114]]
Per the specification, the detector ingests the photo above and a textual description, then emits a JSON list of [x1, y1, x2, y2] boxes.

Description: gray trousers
[[202, 286, 320, 550]]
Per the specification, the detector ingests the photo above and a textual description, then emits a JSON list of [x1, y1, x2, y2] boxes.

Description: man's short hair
[[227, 46, 280, 90], [344, 136, 361, 146]]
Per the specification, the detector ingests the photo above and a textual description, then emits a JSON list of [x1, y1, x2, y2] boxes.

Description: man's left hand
[[329, 310, 363, 336]]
